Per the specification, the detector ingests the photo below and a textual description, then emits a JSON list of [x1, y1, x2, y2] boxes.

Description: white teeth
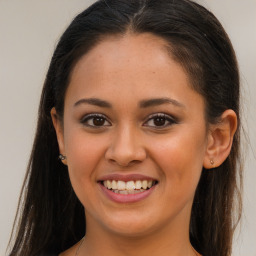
[[142, 180, 147, 190], [117, 180, 126, 190], [102, 179, 156, 191], [135, 180, 142, 189], [107, 180, 112, 189], [112, 189, 146, 194], [119, 190, 128, 195], [126, 181, 135, 190], [112, 180, 117, 189]]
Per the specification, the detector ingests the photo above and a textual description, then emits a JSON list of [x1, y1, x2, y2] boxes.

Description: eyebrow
[[74, 98, 112, 108], [73, 97, 185, 109], [139, 97, 185, 109]]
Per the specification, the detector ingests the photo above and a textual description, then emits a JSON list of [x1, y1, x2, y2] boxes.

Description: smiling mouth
[[100, 180, 158, 194]]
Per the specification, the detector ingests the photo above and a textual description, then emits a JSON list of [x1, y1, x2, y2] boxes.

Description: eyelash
[[143, 113, 178, 128], [80, 113, 177, 129], [80, 113, 111, 128]]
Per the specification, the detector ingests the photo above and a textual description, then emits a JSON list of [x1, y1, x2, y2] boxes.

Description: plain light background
[[0, 1, 255, 255]]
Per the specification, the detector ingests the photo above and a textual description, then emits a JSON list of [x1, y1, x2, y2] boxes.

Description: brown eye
[[93, 116, 105, 126], [81, 114, 111, 127], [143, 113, 177, 128], [153, 116, 166, 126]]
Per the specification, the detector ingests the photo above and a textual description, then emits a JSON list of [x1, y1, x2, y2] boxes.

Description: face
[[53, 33, 211, 237]]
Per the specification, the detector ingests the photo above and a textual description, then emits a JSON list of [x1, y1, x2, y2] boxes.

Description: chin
[[106, 222, 155, 238], [99, 211, 164, 237]]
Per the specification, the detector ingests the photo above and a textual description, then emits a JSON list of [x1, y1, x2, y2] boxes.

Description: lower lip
[[99, 183, 156, 203]]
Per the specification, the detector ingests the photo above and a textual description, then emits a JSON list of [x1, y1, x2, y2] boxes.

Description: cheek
[[63, 127, 107, 190], [151, 131, 206, 190]]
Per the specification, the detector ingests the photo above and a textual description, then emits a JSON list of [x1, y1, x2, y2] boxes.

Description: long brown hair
[[8, 1, 242, 255]]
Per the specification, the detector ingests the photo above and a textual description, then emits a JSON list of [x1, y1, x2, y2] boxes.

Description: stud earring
[[210, 159, 214, 165], [59, 154, 66, 161]]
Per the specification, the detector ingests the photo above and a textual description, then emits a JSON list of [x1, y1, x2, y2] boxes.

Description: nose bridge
[[105, 122, 146, 166]]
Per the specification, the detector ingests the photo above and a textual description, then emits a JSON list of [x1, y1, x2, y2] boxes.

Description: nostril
[[107, 158, 140, 168], [105, 142, 147, 167]]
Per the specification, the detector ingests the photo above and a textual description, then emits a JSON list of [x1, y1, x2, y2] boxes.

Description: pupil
[[154, 117, 165, 126], [93, 117, 104, 126]]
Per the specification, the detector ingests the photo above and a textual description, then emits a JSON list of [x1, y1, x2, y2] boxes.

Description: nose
[[105, 125, 147, 167]]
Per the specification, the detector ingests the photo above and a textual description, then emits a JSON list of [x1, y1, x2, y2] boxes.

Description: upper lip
[[98, 174, 157, 182]]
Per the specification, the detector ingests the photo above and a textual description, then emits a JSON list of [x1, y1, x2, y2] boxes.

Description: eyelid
[[79, 112, 178, 129], [80, 113, 111, 127], [143, 112, 178, 128]]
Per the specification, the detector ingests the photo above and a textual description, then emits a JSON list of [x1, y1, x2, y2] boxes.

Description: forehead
[[71, 33, 173, 80], [66, 33, 204, 112]]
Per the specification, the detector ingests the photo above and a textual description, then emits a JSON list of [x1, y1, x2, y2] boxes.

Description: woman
[[9, 0, 242, 256]]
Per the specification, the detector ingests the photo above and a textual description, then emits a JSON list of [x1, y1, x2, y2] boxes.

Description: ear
[[51, 107, 67, 165], [203, 109, 237, 169]]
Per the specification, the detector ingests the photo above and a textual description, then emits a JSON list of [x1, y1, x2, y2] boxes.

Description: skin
[[52, 33, 237, 256]]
